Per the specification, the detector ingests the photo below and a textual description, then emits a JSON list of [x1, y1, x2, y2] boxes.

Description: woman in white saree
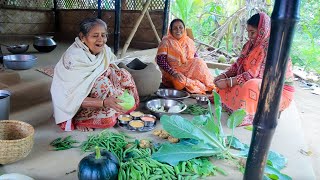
[[51, 18, 139, 131]]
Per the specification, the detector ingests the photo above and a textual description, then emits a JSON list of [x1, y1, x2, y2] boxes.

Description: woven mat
[[36, 65, 55, 78]]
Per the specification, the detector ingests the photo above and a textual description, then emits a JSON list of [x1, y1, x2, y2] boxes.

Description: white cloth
[[51, 37, 117, 124]]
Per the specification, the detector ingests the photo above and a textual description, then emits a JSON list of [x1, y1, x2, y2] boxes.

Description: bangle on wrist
[[222, 73, 227, 78], [229, 77, 233, 87]]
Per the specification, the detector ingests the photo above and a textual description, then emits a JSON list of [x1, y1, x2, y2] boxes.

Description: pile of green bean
[[182, 104, 210, 115], [50, 136, 79, 151], [119, 145, 200, 180], [80, 130, 129, 161]]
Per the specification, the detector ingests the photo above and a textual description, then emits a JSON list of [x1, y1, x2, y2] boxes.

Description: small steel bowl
[[140, 114, 157, 127], [129, 111, 144, 120], [117, 114, 133, 125], [7, 44, 29, 54], [196, 96, 209, 106], [128, 120, 145, 131]]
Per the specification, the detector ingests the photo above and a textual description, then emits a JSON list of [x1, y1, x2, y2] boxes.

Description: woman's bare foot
[[76, 126, 94, 132]]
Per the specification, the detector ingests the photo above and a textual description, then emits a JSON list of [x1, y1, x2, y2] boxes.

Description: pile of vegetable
[[48, 92, 291, 180], [182, 103, 210, 115], [151, 91, 292, 180], [50, 135, 79, 151]]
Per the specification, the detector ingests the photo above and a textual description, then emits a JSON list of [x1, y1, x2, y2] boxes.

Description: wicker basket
[[0, 120, 35, 164]]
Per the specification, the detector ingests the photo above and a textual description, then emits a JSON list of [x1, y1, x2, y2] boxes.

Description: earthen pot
[[33, 36, 57, 53], [118, 60, 161, 99]]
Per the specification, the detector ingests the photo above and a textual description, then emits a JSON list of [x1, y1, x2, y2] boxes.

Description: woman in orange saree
[[214, 13, 294, 126], [156, 19, 215, 94]]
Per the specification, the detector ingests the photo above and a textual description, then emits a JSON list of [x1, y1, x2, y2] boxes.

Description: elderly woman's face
[[82, 25, 107, 55], [171, 21, 185, 40]]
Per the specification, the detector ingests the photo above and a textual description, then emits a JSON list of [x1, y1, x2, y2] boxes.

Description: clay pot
[[118, 60, 161, 98], [33, 36, 57, 53]]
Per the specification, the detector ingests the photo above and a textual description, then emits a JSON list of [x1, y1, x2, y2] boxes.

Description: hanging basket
[[0, 120, 34, 164]]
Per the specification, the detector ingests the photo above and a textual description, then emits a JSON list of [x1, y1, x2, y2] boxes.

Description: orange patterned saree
[[218, 12, 294, 126], [156, 29, 215, 94]]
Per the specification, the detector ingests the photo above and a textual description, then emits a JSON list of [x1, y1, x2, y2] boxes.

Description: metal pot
[[0, 43, 29, 54], [3, 54, 37, 70], [33, 35, 57, 53], [0, 90, 11, 120]]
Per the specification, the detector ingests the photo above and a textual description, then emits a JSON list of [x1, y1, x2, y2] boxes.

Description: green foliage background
[[170, 0, 320, 76]]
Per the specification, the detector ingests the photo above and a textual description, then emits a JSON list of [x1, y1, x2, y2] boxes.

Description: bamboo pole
[[146, 11, 161, 43], [120, 0, 152, 58], [244, 0, 300, 179]]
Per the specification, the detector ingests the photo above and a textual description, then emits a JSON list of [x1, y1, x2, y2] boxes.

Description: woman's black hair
[[79, 18, 107, 36], [247, 13, 260, 28], [169, 19, 185, 33]]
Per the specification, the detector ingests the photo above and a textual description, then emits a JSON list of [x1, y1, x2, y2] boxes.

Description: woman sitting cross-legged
[[51, 18, 139, 132], [214, 12, 295, 126], [156, 18, 216, 95]]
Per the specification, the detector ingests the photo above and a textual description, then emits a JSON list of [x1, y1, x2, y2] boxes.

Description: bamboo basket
[[0, 120, 34, 164]]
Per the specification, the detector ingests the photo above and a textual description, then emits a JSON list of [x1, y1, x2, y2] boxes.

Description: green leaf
[[227, 109, 246, 128], [264, 165, 292, 180], [191, 114, 209, 126], [226, 136, 247, 150], [267, 151, 287, 170], [244, 125, 253, 131], [213, 91, 225, 138], [151, 143, 220, 166], [160, 115, 225, 150]]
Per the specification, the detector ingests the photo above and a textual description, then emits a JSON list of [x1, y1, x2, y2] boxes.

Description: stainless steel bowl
[[128, 120, 145, 131], [3, 54, 37, 70], [196, 96, 209, 106], [140, 114, 157, 127], [7, 44, 29, 54], [117, 114, 133, 124], [156, 88, 190, 100], [129, 111, 145, 120], [145, 98, 187, 119]]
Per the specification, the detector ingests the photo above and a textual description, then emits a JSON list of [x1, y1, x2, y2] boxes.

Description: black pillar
[[53, 0, 59, 32], [162, 0, 170, 38], [114, 0, 121, 55], [244, 0, 300, 179], [98, 0, 102, 19]]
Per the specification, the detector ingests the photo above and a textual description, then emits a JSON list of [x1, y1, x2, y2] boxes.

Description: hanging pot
[[33, 35, 57, 53]]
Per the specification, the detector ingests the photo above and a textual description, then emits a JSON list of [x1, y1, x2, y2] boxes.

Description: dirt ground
[[293, 80, 320, 178]]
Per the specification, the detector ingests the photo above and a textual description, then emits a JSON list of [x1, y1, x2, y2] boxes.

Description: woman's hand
[[214, 79, 229, 89], [214, 73, 227, 83], [103, 96, 126, 113], [173, 72, 185, 82]]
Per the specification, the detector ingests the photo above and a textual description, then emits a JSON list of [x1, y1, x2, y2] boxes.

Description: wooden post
[[244, 0, 300, 179], [146, 11, 161, 43], [120, 0, 151, 58]]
